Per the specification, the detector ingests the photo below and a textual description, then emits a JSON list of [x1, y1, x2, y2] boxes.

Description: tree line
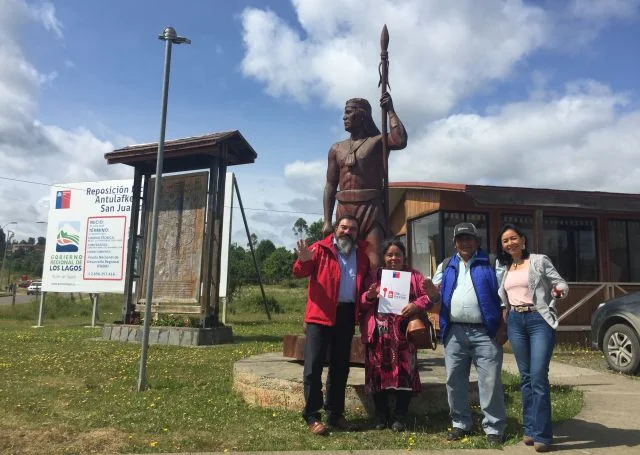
[[0, 218, 326, 292], [226, 218, 324, 297]]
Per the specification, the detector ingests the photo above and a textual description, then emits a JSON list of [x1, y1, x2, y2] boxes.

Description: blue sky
[[1, 0, 640, 246]]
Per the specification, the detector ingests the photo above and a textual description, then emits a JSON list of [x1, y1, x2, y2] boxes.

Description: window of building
[[500, 213, 534, 251], [443, 211, 489, 257], [409, 212, 440, 278], [542, 216, 597, 282], [409, 211, 488, 277], [608, 220, 640, 282]]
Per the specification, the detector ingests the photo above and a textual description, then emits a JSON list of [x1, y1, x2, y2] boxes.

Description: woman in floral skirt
[[360, 239, 434, 431]]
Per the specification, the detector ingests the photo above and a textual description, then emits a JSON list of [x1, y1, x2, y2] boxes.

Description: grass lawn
[[0, 286, 583, 454]]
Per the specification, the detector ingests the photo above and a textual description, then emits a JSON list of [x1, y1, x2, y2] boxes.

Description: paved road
[[0, 293, 37, 305]]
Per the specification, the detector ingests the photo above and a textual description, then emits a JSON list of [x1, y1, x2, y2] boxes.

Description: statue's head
[[344, 98, 381, 137]]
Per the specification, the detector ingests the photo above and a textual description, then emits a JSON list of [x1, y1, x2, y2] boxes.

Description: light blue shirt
[[334, 239, 357, 303], [432, 252, 483, 323]]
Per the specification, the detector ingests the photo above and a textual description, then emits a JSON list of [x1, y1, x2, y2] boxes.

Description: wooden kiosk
[[104, 131, 256, 332]]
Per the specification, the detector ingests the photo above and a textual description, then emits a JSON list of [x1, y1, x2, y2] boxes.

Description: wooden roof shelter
[[105, 130, 256, 172], [105, 131, 257, 327]]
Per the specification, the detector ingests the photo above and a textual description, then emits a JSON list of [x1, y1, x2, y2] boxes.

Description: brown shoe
[[327, 416, 359, 432], [308, 421, 329, 436], [534, 442, 551, 452], [523, 435, 534, 446]]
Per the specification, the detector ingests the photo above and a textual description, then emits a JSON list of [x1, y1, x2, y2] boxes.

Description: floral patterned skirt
[[365, 313, 422, 395]]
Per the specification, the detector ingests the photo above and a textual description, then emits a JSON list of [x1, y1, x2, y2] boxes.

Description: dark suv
[[591, 292, 640, 375]]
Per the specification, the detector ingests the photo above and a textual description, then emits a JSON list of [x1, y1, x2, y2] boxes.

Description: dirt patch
[[0, 426, 129, 455]]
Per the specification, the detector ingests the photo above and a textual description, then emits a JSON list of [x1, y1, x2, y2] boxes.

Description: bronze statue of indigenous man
[[322, 92, 407, 269]]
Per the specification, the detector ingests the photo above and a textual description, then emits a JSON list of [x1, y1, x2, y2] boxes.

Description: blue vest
[[439, 250, 501, 341]]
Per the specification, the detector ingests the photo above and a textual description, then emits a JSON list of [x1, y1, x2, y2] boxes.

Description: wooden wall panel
[[390, 189, 441, 235]]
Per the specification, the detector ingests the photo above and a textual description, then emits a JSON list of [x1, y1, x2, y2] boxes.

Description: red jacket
[[292, 234, 370, 326]]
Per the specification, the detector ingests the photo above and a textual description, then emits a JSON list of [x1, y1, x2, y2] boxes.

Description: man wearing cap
[[424, 222, 507, 445], [322, 92, 407, 269]]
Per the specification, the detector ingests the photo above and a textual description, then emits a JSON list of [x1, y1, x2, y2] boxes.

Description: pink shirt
[[504, 265, 533, 307]]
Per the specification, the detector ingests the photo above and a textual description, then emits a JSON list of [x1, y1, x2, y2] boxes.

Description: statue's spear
[[379, 24, 390, 225]]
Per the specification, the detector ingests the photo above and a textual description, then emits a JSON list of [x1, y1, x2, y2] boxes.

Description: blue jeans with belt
[[444, 322, 507, 436], [507, 310, 556, 445]]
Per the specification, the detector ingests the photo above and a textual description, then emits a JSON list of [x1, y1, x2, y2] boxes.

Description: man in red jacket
[[293, 215, 371, 435]]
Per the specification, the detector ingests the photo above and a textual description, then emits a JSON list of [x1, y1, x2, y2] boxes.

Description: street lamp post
[[137, 26, 191, 392], [1, 222, 17, 290]]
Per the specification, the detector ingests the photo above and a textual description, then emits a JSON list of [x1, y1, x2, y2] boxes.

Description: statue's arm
[[387, 109, 408, 150], [322, 146, 339, 236], [380, 92, 408, 150]]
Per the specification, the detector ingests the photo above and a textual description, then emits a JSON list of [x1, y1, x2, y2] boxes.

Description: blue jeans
[[508, 310, 556, 445], [444, 323, 507, 436]]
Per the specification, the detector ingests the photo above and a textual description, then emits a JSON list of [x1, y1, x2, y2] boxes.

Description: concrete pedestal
[[233, 348, 479, 417], [101, 324, 233, 346]]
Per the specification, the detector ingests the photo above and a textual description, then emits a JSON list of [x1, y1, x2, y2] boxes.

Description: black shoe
[[373, 414, 388, 430], [447, 427, 470, 441], [327, 416, 359, 432], [391, 420, 406, 432], [487, 434, 505, 446]]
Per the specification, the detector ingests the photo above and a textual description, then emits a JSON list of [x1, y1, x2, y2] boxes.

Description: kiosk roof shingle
[[104, 130, 257, 173]]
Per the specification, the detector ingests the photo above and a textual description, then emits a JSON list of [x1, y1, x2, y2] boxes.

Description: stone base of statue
[[101, 324, 233, 346], [233, 348, 479, 417], [282, 334, 366, 364]]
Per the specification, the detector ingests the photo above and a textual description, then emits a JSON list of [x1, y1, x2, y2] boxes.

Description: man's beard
[[336, 235, 355, 255]]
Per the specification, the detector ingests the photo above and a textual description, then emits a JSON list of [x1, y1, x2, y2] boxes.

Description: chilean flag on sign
[[55, 190, 71, 209], [392, 271, 401, 278]]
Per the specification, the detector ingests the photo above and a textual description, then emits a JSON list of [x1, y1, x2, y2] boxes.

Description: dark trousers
[[372, 390, 412, 420], [302, 302, 355, 424]]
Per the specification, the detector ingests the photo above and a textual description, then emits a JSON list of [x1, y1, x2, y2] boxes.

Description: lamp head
[[158, 26, 191, 44]]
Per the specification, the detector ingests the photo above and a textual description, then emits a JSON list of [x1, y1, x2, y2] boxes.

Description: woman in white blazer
[[495, 224, 568, 453]]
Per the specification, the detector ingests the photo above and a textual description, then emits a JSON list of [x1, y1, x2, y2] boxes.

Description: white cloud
[[246, 0, 640, 227], [241, 0, 549, 120], [0, 0, 130, 241], [568, 0, 640, 22], [390, 81, 639, 193], [283, 160, 325, 198], [29, 1, 63, 38]]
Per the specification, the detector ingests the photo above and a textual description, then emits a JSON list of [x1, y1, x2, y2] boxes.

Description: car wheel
[[603, 324, 640, 374]]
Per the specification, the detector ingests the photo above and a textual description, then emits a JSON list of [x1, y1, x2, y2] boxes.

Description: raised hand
[[295, 239, 313, 262], [365, 283, 378, 301], [552, 286, 565, 298], [380, 91, 394, 111], [400, 302, 418, 318]]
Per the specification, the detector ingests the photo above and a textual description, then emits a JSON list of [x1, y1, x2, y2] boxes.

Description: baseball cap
[[453, 222, 479, 240]]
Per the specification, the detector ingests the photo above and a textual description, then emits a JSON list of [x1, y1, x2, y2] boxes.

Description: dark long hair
[[381, 238, 407, 268], [496, 223, 530, 266]]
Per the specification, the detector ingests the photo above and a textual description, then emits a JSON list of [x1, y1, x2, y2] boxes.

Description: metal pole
[[36, 291, 45, 327], [0, 230, 15, 291], [233, 176, 271, 320], [91, 294, 99, 327], [138, 27, 190, 393]]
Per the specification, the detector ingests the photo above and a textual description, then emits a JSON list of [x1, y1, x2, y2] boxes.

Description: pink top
[[504, 265, 534, 307]]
